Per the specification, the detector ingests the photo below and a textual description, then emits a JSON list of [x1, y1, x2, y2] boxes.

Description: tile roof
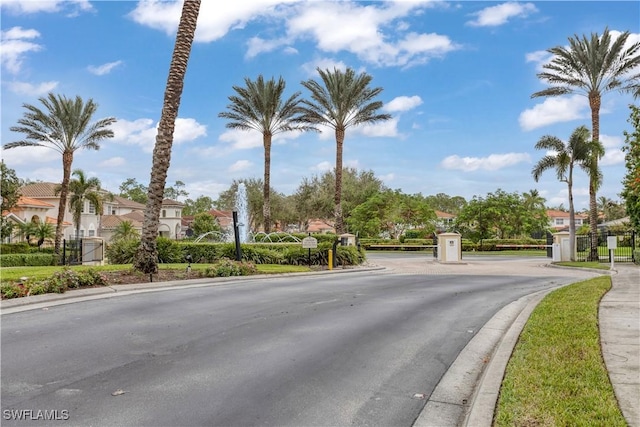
[[15, 196, 55, 208], [20, 182, 59, 197], [162, 198, 185, 207], [110, 195, 146, 210], [101, 215, 143, 228]]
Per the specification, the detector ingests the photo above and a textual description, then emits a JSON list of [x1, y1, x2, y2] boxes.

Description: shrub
[[157, 237, 183, 263], [1, 283, 28, 299], [202, 259, 256, 277], [77, 269, 108, 287], [0, 243, 31, 254], [106, 239, 140, 264]]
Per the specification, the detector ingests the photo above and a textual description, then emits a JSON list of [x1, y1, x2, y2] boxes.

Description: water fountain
[[236, 183, 249, 243]]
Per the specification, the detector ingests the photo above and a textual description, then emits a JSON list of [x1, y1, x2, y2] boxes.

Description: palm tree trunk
[[588, 92, 601, 261], [55, 151, 73, 259], [567, 170, 576, 262], [263, 133, 271, 234], [134, 0, 201, 274], [334, 127, 345, 234]]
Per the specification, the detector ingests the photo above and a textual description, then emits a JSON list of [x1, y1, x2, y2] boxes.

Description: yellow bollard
[[328, 249, 333, 270]]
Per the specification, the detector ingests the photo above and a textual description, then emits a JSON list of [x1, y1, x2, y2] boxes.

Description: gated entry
[[575, 230, 636, 263]]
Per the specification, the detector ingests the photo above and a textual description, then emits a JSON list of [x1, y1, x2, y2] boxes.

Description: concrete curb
[[413, 288, 554, 427]]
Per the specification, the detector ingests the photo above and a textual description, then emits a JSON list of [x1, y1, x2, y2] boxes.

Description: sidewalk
[[600, 263, 640, 427]]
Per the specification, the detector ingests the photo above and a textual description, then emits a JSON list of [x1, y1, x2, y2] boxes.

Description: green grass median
[[494, 276, 625, 426]]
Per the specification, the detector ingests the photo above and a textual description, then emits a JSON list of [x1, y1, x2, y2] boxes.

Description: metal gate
[[575, 231, 636, 263]]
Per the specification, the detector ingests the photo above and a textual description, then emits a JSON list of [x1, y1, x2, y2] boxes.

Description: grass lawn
[[555, 261, 611, 270], [494, 276, 626, 426], [0, 263, 311, 285]]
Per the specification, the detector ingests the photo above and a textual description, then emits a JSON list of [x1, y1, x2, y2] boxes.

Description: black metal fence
[[575, 230, 636, 263]]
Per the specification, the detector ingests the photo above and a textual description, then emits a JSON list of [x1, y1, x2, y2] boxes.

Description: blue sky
[[1, 1, 639, 211]]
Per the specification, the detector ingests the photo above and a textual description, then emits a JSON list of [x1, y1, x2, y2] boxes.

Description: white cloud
[[228, 160, 253, 173], [112, 117, 206, 152], [0, 26, 42, 74], [98, 157, 126, 168], [0, 0, 92, 15], [287, 2, 458, 67], [6, 80, 58, 96], [441, 152, 531, 172], [467, 2, 537, 27], [130, 1, 457, 68], [128, 0, 297, 42], [600, 134, 625, 166], [219, 129, 263, 150], [87, 60, 123, 76], [1, 145, 58, 165], [380, 173, 395, 183], [519, 95, 588, 131], [384, 96, 422, 112], [356, 117, 400, 138], [312, 161, 332, 172]]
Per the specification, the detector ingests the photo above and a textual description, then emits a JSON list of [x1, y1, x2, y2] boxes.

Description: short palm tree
[[532, 126, 593, 261], [4, 93, 116, 256], [532, 28, 640, 260], [111, 220, 140, 242], [219, 75, 316, 233], [65, 169, 109, 240], [134, 0, 200, 274], [33, 222, 55, 249], [299, 67, 392, 233]]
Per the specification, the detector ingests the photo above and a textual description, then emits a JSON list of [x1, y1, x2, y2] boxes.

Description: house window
[[89, 203, 96, 214], [175, 210, 180, 218], [111, 208, 116, 215], [162, 210, 166, 218], [555, 218, 564, 225], [576, 219, 582, 225], [89, 230, 95, 237]]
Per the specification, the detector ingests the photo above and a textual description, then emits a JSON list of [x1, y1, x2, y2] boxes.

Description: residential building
[[3, 182, 184, 242], [546, 209, 588, 231]]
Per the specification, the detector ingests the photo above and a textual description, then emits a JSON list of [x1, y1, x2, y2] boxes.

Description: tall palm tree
[[4, 93, 115, 256], [532, 126, 593, 261], [299, 67, 392, 233], [219, 75, 316, 233], [134, 0, 200, 274], [65, 169, 108, 241], [532, 28, 640, 260]]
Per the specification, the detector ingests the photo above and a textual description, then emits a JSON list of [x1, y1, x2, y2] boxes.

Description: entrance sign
[[302, 237, 318, 249]]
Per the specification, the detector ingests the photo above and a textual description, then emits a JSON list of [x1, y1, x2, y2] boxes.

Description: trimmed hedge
[[0, 253, 56, 267], [105, 238, 365, 267]]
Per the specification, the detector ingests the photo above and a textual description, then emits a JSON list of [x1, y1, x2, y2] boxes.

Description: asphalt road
[[2, 261, 578, 427]]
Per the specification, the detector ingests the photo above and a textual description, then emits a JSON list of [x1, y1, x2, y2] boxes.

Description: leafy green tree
[[532, 126, 592, 260], [4, 93, 116, 255], [456, 189, 538, 241], [182, 195, 215, 216], [532, 28, 640, 260], [219, 75, 315, 233], [424, 193, 467, 215], [119, 178, 148, 204], [135, 0, 200, 274], [16, 221, 37, 244], [299, 67, 392, 233], [621, 105, 640, 230], [1, 162, 21, 239], [66, 169, 109, 240], [191, 212, 220, 237], [164, 180, 189, 201], [112, 220, 140, 242]]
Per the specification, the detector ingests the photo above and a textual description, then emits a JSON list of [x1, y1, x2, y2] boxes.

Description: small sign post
[[607, 236, 617, 270], [302, 235, 318, 267]]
